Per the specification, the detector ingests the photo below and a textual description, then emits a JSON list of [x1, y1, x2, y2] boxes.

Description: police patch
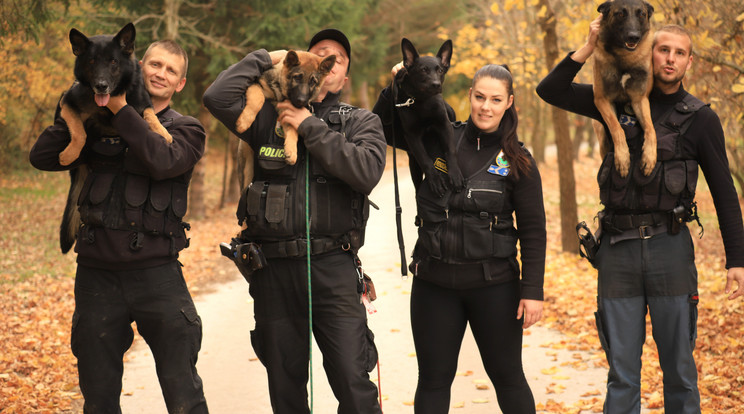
[[258, 144, 285, 161], [274, 121, 285, 138], [433, 157, 448, 173]]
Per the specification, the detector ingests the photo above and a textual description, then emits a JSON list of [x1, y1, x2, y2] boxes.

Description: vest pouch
[[685, 160, 699, 197], [463, 180, 505, 213], [171, 181, 188, 219], [634, 162, 662, 210], [416, 222, 444, 259], [415, 181, 450, 224], [597, 152, 630, 208], [461, 213, 495, 260], [79, 172, 115, 227], [655, 128, 678, 161], [123, 174, 149, 230], [660, 160, 688, 211], [265, 184, 288, 224], [144, 181, 172, 234], [242, 181, 295, 239]]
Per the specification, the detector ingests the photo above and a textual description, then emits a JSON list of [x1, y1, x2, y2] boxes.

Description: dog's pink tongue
[[95, 93, 110, 107]]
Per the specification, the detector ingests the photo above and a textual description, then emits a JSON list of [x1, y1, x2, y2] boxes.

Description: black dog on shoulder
[[57, 23, 171, 253], [377, 38, 463, 196]]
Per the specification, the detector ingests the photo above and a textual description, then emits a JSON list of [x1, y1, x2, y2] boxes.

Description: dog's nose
[[94, 81, 109, 93], [626, 33, 641, 44]]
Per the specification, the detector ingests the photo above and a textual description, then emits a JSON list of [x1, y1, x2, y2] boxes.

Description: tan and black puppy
[[235, 50, 335, 190], [593, 0, 655, 177]]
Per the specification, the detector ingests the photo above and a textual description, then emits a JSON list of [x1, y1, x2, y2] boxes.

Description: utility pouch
[[669, 205, 685, 235], [577, 221, 600, 264], [220, 239, 267, 283]]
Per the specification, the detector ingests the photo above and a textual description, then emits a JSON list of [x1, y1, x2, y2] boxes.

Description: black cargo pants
[[72, 261, 208, 414], [248, 250, 381, 414]]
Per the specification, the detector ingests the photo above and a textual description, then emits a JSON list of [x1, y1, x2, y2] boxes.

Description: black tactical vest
[[597, 93, 706, 212], [237, 105, 370, 250], [77, 108, 191, 253], [414, 144, 519, 264]]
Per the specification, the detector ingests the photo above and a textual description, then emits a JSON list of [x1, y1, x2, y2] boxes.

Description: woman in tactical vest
[[379, 64, 546, 413]]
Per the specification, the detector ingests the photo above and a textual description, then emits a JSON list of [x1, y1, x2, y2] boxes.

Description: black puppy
[[394, 38, 463, 195], [57, 23, 171, 253], [57, 23, 170, 166]]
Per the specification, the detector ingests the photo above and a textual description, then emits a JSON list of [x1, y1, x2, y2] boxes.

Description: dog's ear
[[437, 40, 453, 70], [69, 28, 90, 57], [284, 50, 300, 68], [318, 54, 336, 75], [401, 38, 418, 69], [597, 1, 612, 16], [114, 23, 136, 56], [644, 1, 654, 19]]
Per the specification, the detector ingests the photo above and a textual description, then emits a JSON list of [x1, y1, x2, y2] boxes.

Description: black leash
[[390, 78, 408, 277]]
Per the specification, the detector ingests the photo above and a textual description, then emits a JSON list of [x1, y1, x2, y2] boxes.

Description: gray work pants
[[594, 226, 700, 414]]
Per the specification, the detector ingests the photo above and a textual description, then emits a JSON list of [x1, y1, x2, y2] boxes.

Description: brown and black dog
[[593, 0, 655, 177], [235, 50, 335, 191]]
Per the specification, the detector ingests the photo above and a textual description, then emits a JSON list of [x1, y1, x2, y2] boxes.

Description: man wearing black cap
[[203, 29, 385, 413]]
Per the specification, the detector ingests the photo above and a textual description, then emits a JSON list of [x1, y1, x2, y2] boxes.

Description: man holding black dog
[[536, 18, 744, 414], [203, 29, 385, 413], [30, 40, 208, 413]]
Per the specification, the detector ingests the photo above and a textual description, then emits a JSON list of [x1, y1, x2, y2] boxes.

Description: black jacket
[[536, 52, 744, 268], [29, 105, 206, 270], [374, 86, 546, 299]]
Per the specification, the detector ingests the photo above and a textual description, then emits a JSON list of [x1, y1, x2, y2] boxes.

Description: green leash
[[305, 150, 314, 413]]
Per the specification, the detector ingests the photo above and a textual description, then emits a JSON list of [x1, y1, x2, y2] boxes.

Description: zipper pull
[[445, 208, 449, 220], [467, 189, 472, 199], [477, 137, 481, 151]]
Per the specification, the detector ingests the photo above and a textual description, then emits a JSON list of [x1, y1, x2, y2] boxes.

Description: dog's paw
[[426, 172, 449, 198], [640, 139, 657, 176], [613, 144, 631, 178], [284, 149, 297, 165], [236, 110, 258, 134], [59, 145, 81, 166], [448, 169, 464, 191]]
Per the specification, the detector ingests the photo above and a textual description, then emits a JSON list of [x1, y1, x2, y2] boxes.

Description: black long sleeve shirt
[[536, 53, 744, 269]]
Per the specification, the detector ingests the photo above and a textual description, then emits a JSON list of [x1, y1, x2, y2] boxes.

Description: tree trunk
[[538, 0, 578, 253], [532, 102, 545, 163], [224, 132, 241, 204], [188, 105, 211, 219], [357, 80, 369, 110]]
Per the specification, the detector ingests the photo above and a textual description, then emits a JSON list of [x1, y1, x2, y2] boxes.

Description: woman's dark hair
[[472, 64, 531, 178]]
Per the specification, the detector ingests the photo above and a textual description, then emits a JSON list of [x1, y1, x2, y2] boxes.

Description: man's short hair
[[143, 39, 189, 79], [654, 25, 693, 55]]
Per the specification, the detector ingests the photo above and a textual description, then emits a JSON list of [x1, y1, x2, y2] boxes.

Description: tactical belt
[[603, 212, 668, 231], [604, 212, 670, 245], [260, 237, 344, 258]]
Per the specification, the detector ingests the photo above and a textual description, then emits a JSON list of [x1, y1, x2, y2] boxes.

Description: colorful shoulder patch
[[488, 150, 510, 176]]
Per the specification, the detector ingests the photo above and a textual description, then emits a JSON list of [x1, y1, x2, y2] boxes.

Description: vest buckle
[[639, 225, 652, 239]]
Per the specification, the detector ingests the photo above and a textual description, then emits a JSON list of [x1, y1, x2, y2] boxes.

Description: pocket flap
[[265, 184, 287, 223], [89, 173, 115, 204], [125, 175, 149, 207], [150, 181, 171, 211]]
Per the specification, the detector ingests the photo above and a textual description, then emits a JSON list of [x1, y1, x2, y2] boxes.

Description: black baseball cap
[[308, 28, 351, 72]]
